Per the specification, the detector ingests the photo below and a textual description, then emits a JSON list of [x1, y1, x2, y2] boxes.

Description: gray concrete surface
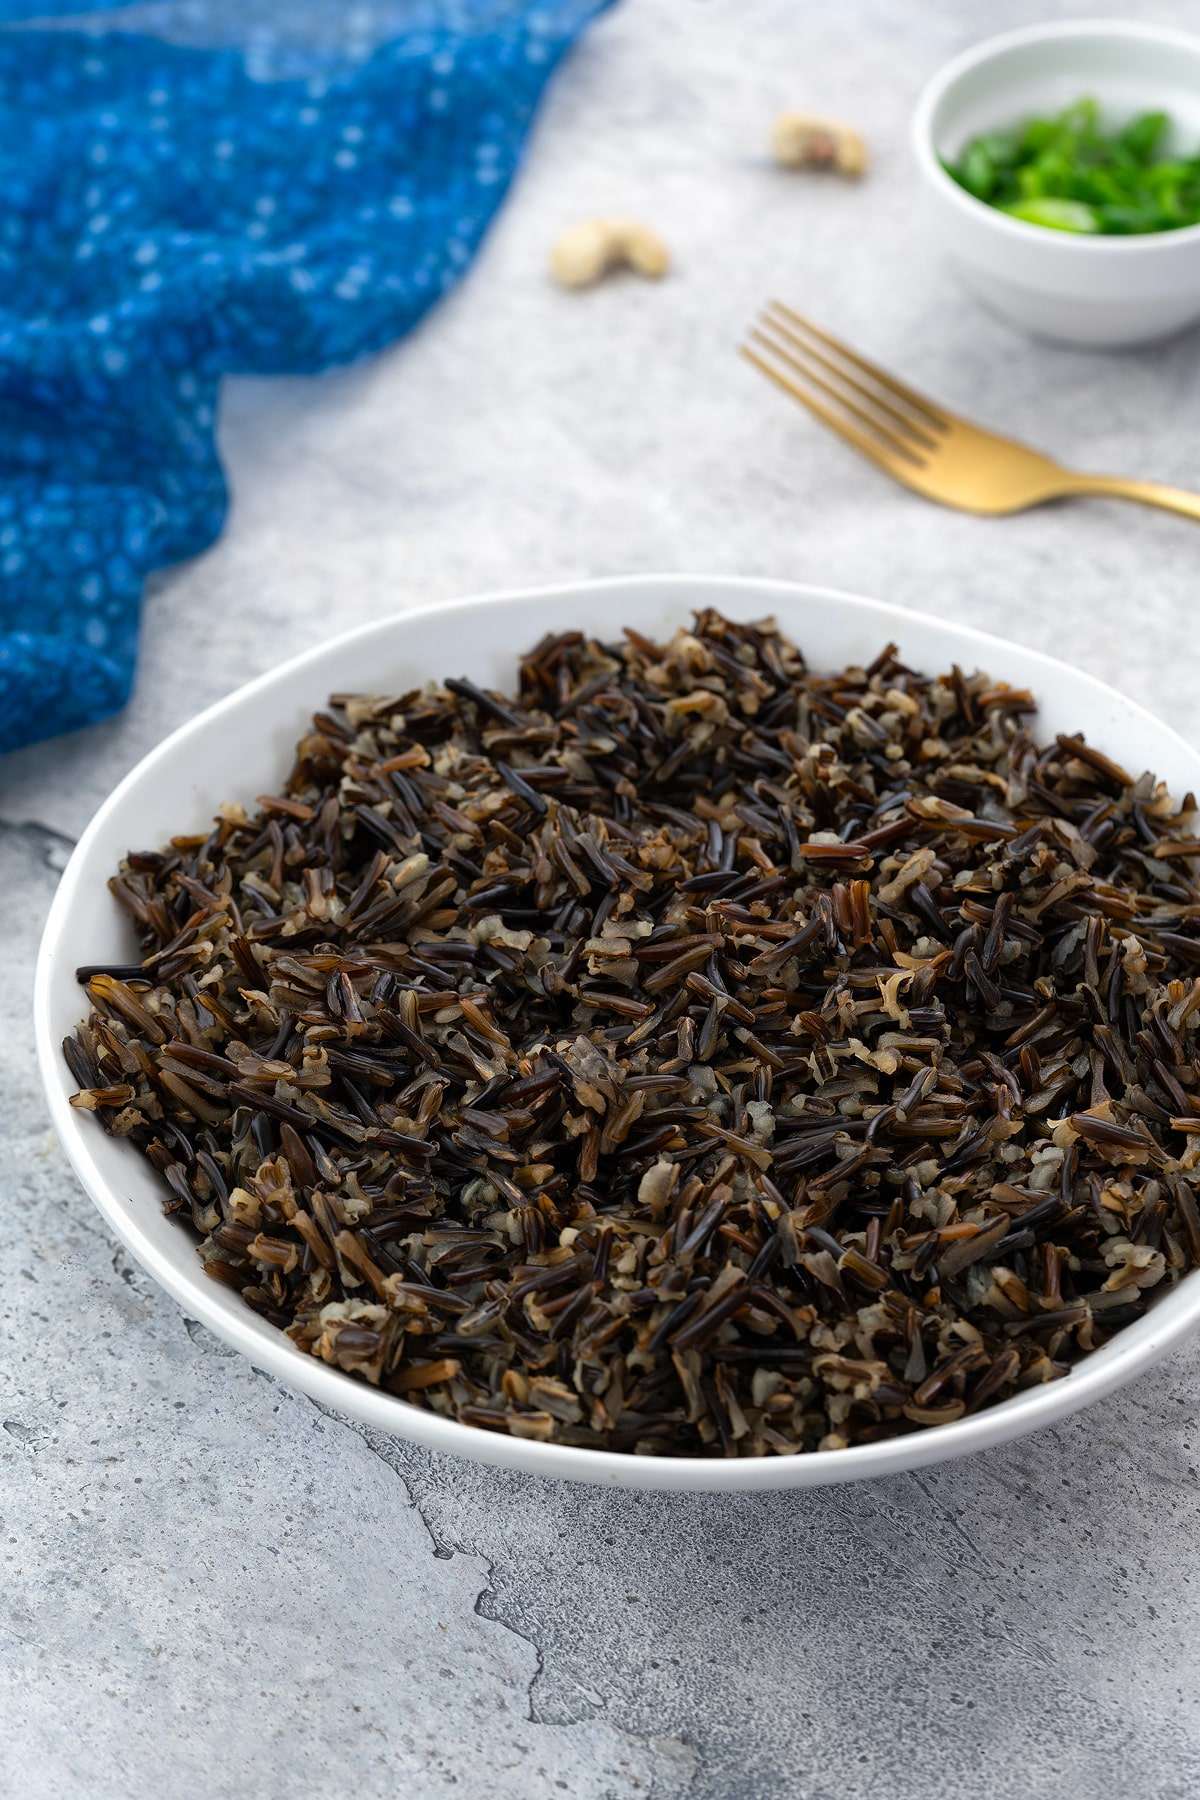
[[4, 1, 1200, 1794]]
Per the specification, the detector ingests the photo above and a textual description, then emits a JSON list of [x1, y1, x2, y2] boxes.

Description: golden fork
[[742, 301, 1200, 522]]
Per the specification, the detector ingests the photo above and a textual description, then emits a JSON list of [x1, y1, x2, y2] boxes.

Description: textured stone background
[[4, 2, 1200, 1795]]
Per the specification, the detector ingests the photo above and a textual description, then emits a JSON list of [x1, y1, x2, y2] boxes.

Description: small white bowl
[[34, 574, 1200, 1491], [913, 20, 1200, 347]]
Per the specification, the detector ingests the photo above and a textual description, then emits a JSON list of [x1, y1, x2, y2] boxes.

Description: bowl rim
[[912, 17, 1200, 255], [33, 571, 1200, 1493]]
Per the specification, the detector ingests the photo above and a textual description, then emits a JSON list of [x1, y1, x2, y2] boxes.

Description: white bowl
[[912, 21, 1200, 347], [34, 574, 1200, 1491]]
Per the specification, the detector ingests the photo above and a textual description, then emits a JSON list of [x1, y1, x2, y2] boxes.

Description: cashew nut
[[550, 217, 670, 289], [771, 112, 867, 178]]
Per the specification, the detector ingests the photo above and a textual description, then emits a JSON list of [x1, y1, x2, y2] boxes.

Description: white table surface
[[4, 2, 1200, 1794]]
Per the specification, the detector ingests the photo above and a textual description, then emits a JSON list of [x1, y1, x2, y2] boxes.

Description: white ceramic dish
[[35, 574, 1200, 1491], [912, 20, 1200, 347]]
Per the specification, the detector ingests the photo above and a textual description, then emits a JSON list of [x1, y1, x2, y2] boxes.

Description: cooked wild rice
[[65, 610, 1200, 1456]]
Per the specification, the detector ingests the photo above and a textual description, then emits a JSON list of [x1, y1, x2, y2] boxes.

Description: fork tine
[[748, 326, 928, 467], [756, 313, 941, 452], [766, 301, 951, 432], [739, 343, 920, 487]]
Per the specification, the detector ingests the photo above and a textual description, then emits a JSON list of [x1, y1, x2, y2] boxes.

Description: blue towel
[[0, 1, 609, 755]]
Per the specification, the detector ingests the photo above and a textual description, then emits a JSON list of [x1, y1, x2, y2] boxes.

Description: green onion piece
[[1119, 109, 1168, 163], [1000, 196, 1101, 233]]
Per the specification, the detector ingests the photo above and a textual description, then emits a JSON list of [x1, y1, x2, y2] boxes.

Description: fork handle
[[1063, 474, 1200, 522]]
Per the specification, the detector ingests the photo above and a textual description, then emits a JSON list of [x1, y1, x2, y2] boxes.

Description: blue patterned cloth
[[0, 1, 609, 755]]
